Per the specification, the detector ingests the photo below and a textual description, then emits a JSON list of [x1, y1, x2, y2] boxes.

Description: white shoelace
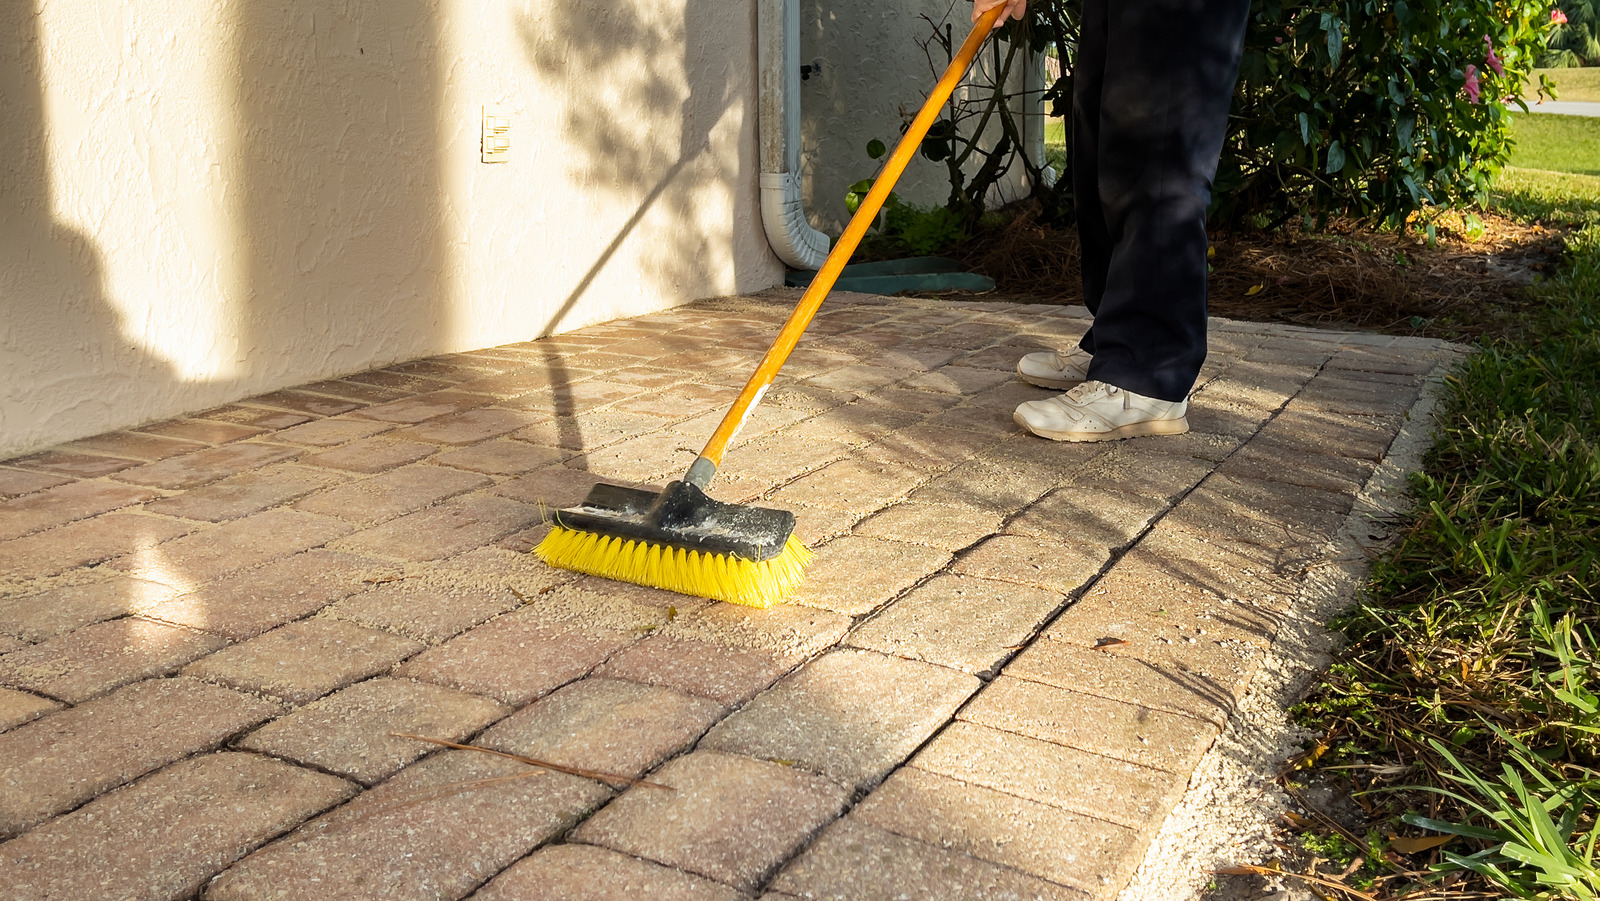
[[1063, 380, 1118, 404]]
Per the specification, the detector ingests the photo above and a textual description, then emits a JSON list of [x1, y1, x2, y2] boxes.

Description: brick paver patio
[[0, 290, 1462, 900]]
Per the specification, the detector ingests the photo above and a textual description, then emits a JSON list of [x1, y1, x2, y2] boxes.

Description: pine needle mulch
[[942, 207, 1569, 341]]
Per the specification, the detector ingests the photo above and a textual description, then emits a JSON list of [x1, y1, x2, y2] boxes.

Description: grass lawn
[[1044, 110, 1599, 178], [1043, 118, 1067, 173], [1493, 165, 1600, 225], [1529, 65, 1600, 102], [1506, 111, 1600, 176], [1282, 165, 1600, 900]]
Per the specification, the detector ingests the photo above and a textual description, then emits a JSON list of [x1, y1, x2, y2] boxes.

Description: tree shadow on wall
[[516, 0, 771, 330], [0, 0, 181, 456], [514, 0, 772, 463]]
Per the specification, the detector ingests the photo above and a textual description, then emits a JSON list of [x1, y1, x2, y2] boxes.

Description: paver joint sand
[[0, 291, 1462, 900]]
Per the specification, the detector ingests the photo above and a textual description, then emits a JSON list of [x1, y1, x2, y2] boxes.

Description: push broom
[[536, 6, 1009, 608]]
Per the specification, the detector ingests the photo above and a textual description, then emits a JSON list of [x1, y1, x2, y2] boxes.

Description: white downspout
[[758, 0, 829, 270]]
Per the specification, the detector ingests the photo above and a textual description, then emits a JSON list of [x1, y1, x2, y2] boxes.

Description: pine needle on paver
[[394, 734, 673, 789]]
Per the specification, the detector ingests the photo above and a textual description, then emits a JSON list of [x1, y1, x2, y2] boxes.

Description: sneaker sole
[[1013, 411, 1190, 442], [1016, 367, 1086, 391]]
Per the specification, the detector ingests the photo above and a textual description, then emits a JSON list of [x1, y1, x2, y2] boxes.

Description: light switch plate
[[482, 105, 510, 163]]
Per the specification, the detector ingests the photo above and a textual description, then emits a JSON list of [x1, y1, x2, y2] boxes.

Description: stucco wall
[[1, 0, 782, 458], [799, 0, 1044, 234]]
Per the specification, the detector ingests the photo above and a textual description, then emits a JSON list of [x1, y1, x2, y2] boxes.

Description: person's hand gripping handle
[[972, 0, 1027, 23]]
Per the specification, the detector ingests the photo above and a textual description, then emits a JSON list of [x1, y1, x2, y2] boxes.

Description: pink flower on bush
[[1484, 36, 1503, 76], [1552, 8, 1569, 24], [1464, 64, 1481, 103]]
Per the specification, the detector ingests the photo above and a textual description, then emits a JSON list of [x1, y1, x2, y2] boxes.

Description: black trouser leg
[[1072, 0, 1251, 402]]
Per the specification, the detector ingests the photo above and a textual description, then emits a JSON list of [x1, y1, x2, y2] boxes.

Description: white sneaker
[[1014, 380, 1189, 442], [1017, 347, 1093, 390]]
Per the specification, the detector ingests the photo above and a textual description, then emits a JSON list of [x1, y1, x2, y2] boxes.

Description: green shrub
[[1216, 0, 1563, 230], [1006, 1, 1566, 229], [852, 1, 1566, 236]]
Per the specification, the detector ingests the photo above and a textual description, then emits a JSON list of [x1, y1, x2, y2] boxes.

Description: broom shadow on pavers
[[512, 0, 787, 569]]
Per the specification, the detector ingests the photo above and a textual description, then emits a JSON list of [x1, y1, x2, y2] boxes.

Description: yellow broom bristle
[[533, 527, 815, 609]]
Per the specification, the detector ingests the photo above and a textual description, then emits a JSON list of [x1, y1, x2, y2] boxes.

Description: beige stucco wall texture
[[799, 0, 1043, 233], [1, 0, 782, 458]]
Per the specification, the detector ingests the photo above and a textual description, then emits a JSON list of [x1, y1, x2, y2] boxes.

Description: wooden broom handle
[[686, 6, 1006, 486]]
